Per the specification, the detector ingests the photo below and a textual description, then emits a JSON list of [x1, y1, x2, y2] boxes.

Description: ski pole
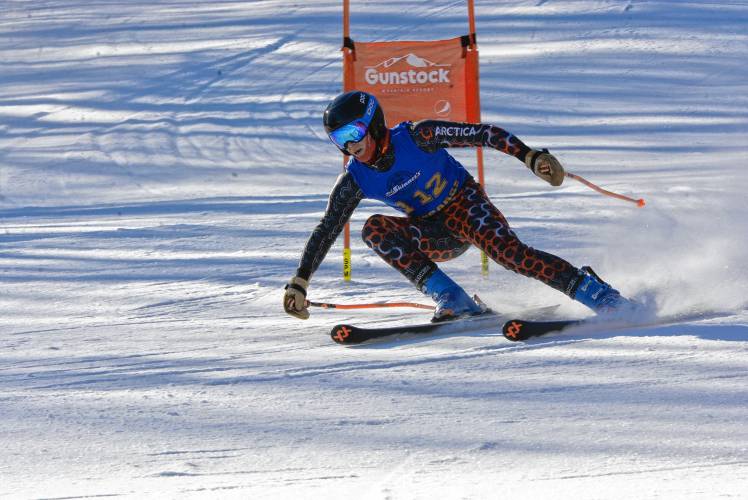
[[565, 171, 646, 207], [306, 300, 435, 311]]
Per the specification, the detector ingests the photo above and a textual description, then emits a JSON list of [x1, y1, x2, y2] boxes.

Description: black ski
[[330, 304, 561, 345], [502, 318, 583, 341], [331, 312, 502, 345], [501, 308, 728, 342]]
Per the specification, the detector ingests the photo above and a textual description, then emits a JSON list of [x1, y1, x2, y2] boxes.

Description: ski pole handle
[[565, 171, 645, 207], [306, 300, 435, 311]]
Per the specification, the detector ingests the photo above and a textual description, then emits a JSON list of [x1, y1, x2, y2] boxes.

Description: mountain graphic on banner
[[372, 53, 450, 69]]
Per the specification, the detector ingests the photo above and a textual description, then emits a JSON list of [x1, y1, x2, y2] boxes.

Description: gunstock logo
[[364, 53, 451, 86]]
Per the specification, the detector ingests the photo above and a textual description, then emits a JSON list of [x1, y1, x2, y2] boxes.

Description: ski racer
[[284, 91, 636, 322]]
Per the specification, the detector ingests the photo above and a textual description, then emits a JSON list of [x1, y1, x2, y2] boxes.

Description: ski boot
[[422, 269, 483, 322], [572, 266, 639, 317]]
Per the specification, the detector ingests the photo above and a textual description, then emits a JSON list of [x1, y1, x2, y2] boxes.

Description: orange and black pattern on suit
[[362, 178, 580, 295], [409, 120, 529, 159]]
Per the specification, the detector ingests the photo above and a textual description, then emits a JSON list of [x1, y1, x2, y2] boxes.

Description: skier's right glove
[[525, 148, 565, 186], [283, 276, 310, 320]]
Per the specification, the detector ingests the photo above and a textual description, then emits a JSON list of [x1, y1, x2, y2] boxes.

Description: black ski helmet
[[323, 91, 387, 152]]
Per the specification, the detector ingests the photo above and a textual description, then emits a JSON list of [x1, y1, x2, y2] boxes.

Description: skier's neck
[[365, 130, 393, 171]]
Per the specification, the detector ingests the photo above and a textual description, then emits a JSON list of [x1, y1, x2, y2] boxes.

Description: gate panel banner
[[348, 37, 470, 126]]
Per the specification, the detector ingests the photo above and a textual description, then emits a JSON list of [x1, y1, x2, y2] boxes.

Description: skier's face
[[347, 132, 375, 163]]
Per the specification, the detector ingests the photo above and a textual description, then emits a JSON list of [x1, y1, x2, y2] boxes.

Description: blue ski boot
[[573, 266, 638, 317], [422, 269, 483, 322]]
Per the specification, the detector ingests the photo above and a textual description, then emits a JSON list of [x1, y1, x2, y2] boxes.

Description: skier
[[283, 90, 635, 322]]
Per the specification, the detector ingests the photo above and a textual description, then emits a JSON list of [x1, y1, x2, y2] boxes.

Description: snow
[[1, 0, 747, 498]]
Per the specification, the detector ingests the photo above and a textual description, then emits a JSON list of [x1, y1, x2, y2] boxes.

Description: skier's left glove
[[525, 148, 565, 186], [284, 276, 310, 320]]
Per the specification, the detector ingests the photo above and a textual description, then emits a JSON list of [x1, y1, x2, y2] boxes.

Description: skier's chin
[[353, 147, 375, 164]]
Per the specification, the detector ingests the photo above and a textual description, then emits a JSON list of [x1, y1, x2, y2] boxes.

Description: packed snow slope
[[1, 1, 747, 498]]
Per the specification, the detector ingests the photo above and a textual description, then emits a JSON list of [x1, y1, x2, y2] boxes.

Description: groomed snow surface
[[1, 1, 747, 498]]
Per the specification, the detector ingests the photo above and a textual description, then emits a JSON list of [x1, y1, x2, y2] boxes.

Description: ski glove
[[284, 276, 310, 320], [525, 148, 565, 186]]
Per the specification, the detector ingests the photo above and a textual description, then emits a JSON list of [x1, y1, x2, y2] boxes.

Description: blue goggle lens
[[328, 121, 369, 150]]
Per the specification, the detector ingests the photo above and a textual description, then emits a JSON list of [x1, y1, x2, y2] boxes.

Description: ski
[[331, 311, 505, 345], [502, 318, 583, 341], [501, 309, 730, 342], [330, 304, 560, 345]]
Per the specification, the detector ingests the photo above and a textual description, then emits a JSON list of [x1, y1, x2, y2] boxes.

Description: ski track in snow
[[1, 0, 748, 498]]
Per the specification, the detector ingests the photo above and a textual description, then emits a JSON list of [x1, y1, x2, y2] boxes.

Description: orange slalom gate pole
[[468, 0, 477, 35], [565, 171, 646, 207], [465, 0, 488, 276], [306, 300, 435, 311]]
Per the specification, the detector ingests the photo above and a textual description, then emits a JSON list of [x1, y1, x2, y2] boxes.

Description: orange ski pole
[[565, 171, 646, 207], [306, 300, 435, 311]]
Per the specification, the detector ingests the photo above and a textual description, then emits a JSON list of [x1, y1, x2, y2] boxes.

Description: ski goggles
[[327, 95, 379, 150]]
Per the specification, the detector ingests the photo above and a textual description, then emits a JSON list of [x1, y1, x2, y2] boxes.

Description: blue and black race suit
[[295, 120, 580, 296]]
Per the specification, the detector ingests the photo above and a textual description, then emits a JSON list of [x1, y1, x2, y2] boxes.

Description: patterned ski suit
[[296, 120, 581, 297]]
